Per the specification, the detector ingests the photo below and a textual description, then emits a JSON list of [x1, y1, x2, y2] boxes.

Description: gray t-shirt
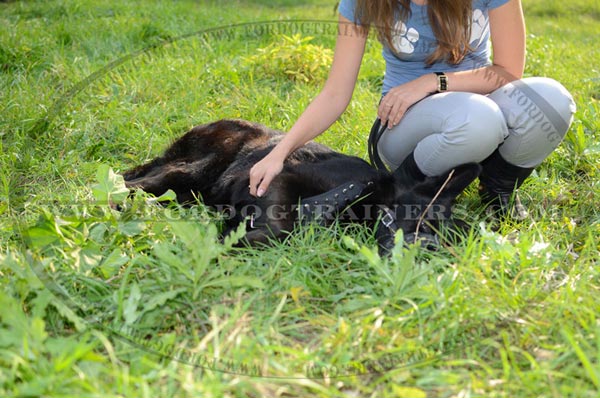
[[338, 0, 510, 94]]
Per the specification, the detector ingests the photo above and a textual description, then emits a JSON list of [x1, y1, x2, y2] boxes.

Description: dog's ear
[[414, 163, 482, 200]]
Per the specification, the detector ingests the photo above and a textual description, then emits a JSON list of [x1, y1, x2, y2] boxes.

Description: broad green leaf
[[30, 317, 48, 346], [153, 189, 177, 202], [23, 224, 60, 249], [123, 283, 142, 325], [153, 243, 188, 274], [139, 288, 187, 318], [118, 220, 146, 237], [99, 249, 129, 278], [92, 164, 130, 204], [49, 298, 87, 332], [31, 289, 53, 319]]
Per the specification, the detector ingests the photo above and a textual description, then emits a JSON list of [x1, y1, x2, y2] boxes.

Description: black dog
[[123, 119, 481, 252]]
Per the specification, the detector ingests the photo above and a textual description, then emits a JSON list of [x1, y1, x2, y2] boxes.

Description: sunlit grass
[[1, 0, 599, 397]]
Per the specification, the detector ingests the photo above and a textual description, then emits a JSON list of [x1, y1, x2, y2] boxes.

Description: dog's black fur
[[123, 119, 481, 248]]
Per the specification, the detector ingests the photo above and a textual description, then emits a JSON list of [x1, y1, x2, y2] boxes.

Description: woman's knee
[[489, 77, 577, 167], [531, 77, 576, 120], [490, 77, 576, 140], [439, 93, 507, 152]]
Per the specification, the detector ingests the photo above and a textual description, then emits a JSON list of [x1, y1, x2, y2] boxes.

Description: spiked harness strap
[[298, 181, 373, 225]]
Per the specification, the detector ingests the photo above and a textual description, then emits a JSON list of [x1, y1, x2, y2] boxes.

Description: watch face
[[440, 76, 447, 91], [437, 74, 448, 92]]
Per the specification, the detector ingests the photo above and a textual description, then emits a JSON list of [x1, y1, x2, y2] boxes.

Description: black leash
[[367, 118, 389, 171]]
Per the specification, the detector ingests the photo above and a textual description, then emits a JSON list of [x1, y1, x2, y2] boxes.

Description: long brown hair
[[354, 0, 473, 65]]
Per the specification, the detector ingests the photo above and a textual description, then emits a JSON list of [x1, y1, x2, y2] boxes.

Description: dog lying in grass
[[123, 119, 481, 253]]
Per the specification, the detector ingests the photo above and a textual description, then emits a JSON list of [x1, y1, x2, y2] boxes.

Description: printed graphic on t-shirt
[[390, 9, 490, 57], [392, 21, 420, 54], [470, 9, 489, 46]]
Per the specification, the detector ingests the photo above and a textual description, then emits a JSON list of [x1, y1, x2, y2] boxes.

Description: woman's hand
[[378, 74, 436, 128], [248, 153, 285, 197]]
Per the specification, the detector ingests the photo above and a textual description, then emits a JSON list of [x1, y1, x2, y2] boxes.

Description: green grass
[[1, 0, 599, 397]]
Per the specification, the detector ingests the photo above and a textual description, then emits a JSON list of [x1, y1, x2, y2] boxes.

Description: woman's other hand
[[377, 73, 436, 128]]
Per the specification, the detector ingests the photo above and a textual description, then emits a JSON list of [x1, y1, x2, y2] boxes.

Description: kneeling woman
[[249, 0, 575, 226]]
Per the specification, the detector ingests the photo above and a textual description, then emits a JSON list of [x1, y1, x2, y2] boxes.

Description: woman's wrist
[[269, 141, 294, 162]]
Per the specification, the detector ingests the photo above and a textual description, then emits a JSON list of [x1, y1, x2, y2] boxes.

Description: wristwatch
[[435, 72, 448, 93]]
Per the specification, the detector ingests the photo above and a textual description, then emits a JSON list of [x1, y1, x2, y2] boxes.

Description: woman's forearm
[[248, 14, 367, 197], [445, 64, 523, 95]]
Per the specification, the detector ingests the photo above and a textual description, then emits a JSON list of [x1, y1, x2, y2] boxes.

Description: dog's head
[[377, 162, 482, 253]]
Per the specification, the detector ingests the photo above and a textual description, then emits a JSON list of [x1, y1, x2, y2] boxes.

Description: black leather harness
[[298, 180, 373, 225], [244, 180, 375, 230]]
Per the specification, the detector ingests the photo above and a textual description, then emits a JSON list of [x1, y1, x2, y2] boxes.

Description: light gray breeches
[[376, 77, 577, 176]]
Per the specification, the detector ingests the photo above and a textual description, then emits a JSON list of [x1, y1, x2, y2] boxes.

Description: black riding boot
[[391, 151, 427, 188], [478, 149, 534, 220]]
